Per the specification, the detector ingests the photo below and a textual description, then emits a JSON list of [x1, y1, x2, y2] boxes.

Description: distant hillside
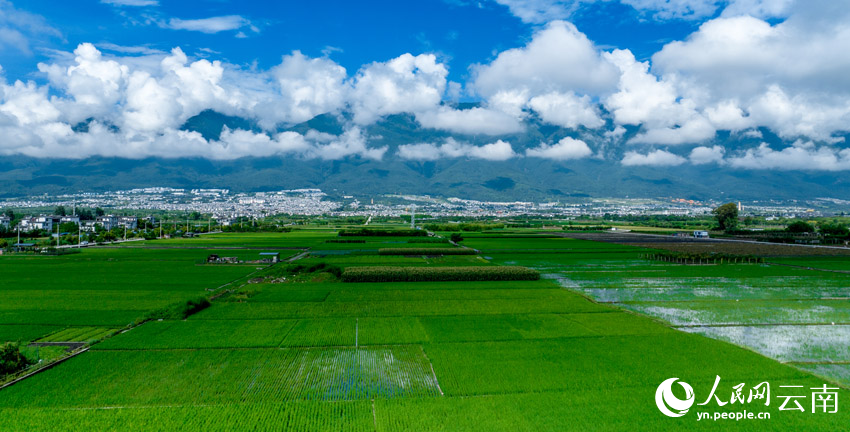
[[1, 110, 848, 201]]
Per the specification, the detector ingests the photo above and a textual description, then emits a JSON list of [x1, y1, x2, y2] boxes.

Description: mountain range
[[2, 109, 848, 202]]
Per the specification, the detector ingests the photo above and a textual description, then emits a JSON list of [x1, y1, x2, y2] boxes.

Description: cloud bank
[[0, 0, 848, 171]]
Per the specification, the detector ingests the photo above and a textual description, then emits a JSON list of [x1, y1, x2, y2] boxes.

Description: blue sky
[[5, 0, 700, 84], [0, 0, 848, 171]]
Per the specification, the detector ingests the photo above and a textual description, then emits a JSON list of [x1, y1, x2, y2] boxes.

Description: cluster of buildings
[[11, 215, 141, 233], [2, 188, 337, 223], [0, 188, 843, 222]]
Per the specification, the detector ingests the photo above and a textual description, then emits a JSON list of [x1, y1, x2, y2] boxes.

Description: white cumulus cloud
[[415, 106, 524, 135], [604, 49, 715, 145], [526, 137, 593, 160], [472, 21, 618, 100], [528, 91, 603, 129], [652, 6, 850, 141], [252, 51, 349, 128], [3, 2, 850, 170], [620, 0, 721, 20], [350, 53, 448, 125], [398, 138, 516, 161], [491, 0, 788, 23], [689, 145, 725, 164], [164, 15, 254, 34], [622, 149, 687, 166], [727, 141, 850, 171]]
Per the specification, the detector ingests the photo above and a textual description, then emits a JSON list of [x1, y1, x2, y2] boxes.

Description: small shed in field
[[13, 243, 37, 253], [259, 252, 280, 263]]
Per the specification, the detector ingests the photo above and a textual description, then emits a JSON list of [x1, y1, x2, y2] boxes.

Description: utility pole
[[56, 222, 59, 248], [78, 223, 81, 248]]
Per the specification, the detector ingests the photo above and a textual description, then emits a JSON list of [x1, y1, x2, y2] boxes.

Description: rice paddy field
[[1, 227, 849, 430], [490, 233, 850, 388]]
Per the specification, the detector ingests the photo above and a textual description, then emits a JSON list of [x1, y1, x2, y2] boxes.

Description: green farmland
[[1, 228, 849, 430]]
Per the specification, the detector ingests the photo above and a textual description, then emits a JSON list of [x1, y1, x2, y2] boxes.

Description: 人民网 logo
[[656, 378, 695, 417]]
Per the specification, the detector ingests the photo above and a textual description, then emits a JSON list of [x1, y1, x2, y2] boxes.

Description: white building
[[21, 215, 60, 232], [96, 215, 119, 230], [118, 216, 138, 230], [60, 215, 81, 225], [0, 215, 10, 229]]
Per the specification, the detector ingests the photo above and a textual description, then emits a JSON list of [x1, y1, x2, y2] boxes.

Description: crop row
[[0, 290, 195, 312], [0, 347, 441, 407], [282, 318, 355, 347], [426, 333, 808, 397], [377, 248, 473, 256], [341, 266, 540, 282], [642, 251, 764, 264], [324, 288, 563, 303], [95, 320, 296, 350], [423, 223, 504, 232], [96, 317, 434, 349], [195, 296, 603, 320], [37, 327, 114, 343], [0, 255, 254, 293], [0, 325, 61, 343], [626, 240, 850, 257], [405, 238, 449, 244], [0, 310, 143, 327], [338, 229, 427, 237], [268, 280, 558, 292], [0, 401, 374, 432]]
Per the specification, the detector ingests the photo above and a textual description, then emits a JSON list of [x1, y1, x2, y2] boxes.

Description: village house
[[118, 216, 138, 230], [20, 215, 61, 232], [96, 215, 119, 230]]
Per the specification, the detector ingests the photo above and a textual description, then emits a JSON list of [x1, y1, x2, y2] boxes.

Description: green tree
[[712, 203, 739, 232], [58, 222, 78, 233], [786, 221, 815, 233], [819, 223, 849, 236], [450, 233, 464, 243], [0, 342, 32, 376], [95, 207, 105, 217], [54, 205, 66, 216], [3, 209, 13, 221]]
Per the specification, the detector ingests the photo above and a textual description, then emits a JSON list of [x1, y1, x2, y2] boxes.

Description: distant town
[[1, 188, 845, 228]]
